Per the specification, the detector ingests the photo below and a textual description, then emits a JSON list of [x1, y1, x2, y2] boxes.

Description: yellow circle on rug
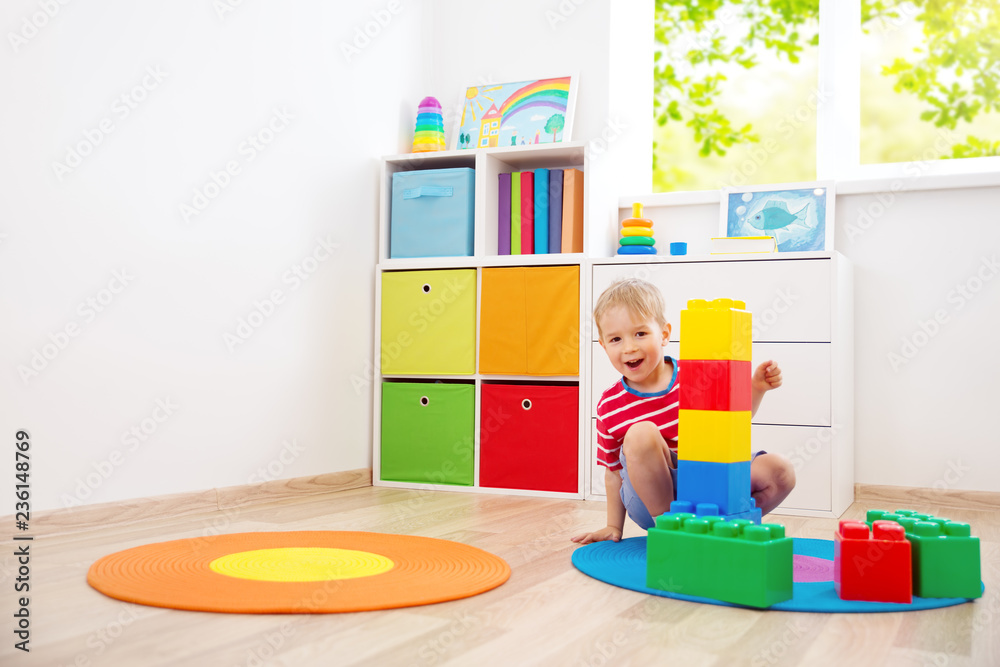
[[210, 547, 394, 582]]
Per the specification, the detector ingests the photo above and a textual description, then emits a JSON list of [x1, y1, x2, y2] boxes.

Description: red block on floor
[[835, 520, 912, 603], [678, 359, 752, 412]]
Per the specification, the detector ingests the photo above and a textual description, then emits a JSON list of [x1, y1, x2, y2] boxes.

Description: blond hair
[[593, 278, 667, 339]]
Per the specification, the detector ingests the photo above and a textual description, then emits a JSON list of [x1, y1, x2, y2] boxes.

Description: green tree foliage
[[545, 113, 566, 142], [654, 0, 999, 188], [864, 0, 1000, 159], [653, 0, 820, 170]]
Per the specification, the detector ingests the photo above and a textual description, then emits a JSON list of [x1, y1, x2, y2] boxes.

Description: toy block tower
[[835, 520, 912, 603], [646, 513, 793, 607], [671, 298, 760, 522]]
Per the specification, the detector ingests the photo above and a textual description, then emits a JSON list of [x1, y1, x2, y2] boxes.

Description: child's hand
[[571, 525, 622, 545], [752, 360, 783, 393]]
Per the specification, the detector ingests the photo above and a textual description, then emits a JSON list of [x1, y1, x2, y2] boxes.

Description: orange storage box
[[479, 266, 579, 375]]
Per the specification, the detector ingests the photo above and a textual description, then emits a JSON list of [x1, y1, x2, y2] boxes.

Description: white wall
[[6, 0, 995, 513], [838, 184, 1000, 492], [1, 0, 425, 511], [426, 0, 653, 257]]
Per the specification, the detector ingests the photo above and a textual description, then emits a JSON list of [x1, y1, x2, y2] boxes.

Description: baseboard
[[854, 483, 1000, 513], [26, 468, 373, 537]]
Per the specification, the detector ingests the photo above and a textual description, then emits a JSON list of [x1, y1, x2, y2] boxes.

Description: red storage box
[[480, 383, 578, 493]]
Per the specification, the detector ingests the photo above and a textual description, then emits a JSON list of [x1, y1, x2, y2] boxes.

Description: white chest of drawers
[[588, 252, 854, 518]]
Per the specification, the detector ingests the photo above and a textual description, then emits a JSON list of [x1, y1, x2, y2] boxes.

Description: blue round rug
[[572, 537, 982, 612]]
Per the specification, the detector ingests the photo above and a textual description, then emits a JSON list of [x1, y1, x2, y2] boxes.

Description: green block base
[[646, 513, 792, 608]]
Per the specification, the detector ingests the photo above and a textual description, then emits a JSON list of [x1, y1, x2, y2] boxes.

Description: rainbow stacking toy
[[412, 96, 446, 153], [617, 203, 656, 255]]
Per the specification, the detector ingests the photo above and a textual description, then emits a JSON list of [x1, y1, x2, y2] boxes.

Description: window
[[861, 0, 1000, 164], [652, 0, 1000, 192]]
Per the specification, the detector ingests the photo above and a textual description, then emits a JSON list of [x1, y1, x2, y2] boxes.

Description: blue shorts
[[619, 449, 766, 530]]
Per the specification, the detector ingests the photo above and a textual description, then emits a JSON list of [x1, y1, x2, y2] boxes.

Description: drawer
[[480, 383, 579, 493], [753, 424, 831, 512], [592, 259, 832, 342], [390, 168, 475, 258], [380, 382, 475, 485], [480, 266, 579, 375], [380, 269, 476, 374], [591, 342, 830, 426], [752, 342, 831, 426]]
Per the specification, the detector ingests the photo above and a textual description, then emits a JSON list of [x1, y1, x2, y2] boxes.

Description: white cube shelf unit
[[373, 143, 591, 499]]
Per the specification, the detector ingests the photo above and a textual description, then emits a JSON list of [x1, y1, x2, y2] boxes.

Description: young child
[[571, 278, 796, 545]]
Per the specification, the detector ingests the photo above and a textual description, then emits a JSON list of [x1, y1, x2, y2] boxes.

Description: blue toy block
[[677, 460, 753, 516], [647, 513, 793, 608], [669, 499, 761, 524]]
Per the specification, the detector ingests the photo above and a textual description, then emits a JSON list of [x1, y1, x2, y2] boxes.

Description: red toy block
[[679, 359, 752, 411], [835, 520, 912, 603]]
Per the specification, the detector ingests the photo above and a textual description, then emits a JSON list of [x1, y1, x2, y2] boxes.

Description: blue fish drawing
[[748, 200, 811, 231]]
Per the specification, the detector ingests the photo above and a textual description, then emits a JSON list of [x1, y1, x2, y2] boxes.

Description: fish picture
[[723, 183, 834, 252]]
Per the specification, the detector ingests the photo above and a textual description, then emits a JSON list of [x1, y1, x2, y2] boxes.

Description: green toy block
[[646, 513, 793, 608], [907, 521, 982, 599], [866, 509, 982, 599]]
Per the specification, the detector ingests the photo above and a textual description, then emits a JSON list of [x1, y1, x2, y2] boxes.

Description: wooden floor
[[2, 486, 998, 667]]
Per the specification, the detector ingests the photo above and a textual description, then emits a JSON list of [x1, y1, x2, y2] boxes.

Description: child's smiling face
[[598, 305, 671, 392]]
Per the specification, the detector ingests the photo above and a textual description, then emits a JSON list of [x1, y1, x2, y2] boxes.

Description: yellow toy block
[[680, 298, 751, 362], [678, 409, 751, 463]]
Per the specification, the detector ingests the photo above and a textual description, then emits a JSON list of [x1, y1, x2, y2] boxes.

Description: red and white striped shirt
[[596, 357, 680, 471]]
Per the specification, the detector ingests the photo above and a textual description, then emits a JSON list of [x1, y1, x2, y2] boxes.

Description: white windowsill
[[621, 168, 1000, 209]]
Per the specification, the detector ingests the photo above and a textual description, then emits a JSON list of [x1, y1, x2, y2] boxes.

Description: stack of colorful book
[[497, 168, 583, 255]]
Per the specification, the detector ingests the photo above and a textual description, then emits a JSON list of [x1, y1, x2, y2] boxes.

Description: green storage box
[[380, 382, 474, 485]]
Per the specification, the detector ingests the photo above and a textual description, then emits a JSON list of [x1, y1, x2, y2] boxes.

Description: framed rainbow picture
[[453, 75, 578, 150]]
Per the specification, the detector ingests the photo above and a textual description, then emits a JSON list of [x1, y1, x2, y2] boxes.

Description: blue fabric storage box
[[391, 167, 475, 258]]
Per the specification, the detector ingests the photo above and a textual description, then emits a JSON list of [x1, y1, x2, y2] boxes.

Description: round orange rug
[[87, 531, 511, 613]]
